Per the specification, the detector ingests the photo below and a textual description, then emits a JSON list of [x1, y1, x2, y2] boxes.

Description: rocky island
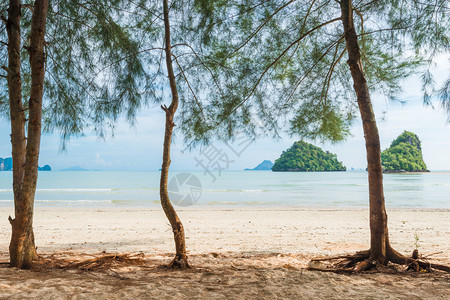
[[272, 141, 346, 172], [381, 131, 429, 173], [245, 160, 274, 170]]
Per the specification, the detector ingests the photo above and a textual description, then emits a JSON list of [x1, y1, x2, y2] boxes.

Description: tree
[[339, 1, 448, 270], [339, 0, 393, 266], [4, 0, 48, 269], [125, 0, 240, 268], [0, 0, 146, 268], [159, 0, 190, 269], [191, 0, 449, 271]]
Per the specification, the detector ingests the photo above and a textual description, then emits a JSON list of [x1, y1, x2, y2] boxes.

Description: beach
[[0, 206, 449, 299]]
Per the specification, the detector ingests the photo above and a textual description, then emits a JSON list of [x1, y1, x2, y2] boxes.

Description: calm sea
[[0, 171, 448, 208]]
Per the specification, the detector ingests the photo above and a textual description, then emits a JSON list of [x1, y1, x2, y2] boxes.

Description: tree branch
[[46, 69, 81, 119], [322, 47, 347, 107], [171, 43, 226, 99], [88, 47, 164, 86], [1, 65, 10, 74], [21, 4, 34, 13], [284, 37, 345, 107], [129, 0, 164, 21], [228, 0, 296, 57], [172, 54, 205, 118], [207, 0, 273, 27], [354, 8, 365, 69], [210, 17, 342, 129], [46, 50, 98, 103]]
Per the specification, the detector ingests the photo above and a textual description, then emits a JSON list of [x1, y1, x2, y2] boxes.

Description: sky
[[0, 56, 449, 171]]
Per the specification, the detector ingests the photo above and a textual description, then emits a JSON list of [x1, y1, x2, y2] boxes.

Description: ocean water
[[0, 171, 448, 208]]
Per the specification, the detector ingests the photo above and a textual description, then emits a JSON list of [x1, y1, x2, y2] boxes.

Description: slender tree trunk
[[159, 0, 189, 269], [340, 0, 389, 263], [7, 0, 48, 269]]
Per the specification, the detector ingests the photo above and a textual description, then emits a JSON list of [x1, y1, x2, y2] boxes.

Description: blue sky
[[1, 56, 449, 171]]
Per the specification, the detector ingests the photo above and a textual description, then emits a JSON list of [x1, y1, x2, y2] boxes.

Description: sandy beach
[[0, 206, 449, 299]]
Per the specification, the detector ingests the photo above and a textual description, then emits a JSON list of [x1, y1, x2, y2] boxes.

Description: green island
[[272, 141, 346, 172], [381, 131, 429, 173]]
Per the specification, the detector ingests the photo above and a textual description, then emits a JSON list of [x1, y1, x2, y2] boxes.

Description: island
[[245, 160, 274, 170], [0, 157, 12, 171], [0, 157, 51, 171], [381, 131, 429, 173], [38, 165, 52, 171], [272, 141, 346, 172]]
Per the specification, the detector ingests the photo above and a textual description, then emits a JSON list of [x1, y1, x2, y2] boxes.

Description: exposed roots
[[387, 248, 450, 273], [35, 252, 148, 271], [167, 254, 191, 270], [309, 249, 450, 274]]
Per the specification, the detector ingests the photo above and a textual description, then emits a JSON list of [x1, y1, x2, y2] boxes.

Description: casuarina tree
[[191, 0, 449, 271], [0, 0, 147, 268], [3, 0, 48, 269], [124, 0, 237, 268], [158, 0, 190, 268]]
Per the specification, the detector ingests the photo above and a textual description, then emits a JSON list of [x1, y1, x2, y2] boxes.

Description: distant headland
[[60, 166, 90, 171], [60, 166, 102, 171], [245, 160, 274, 171], [0, 157, 51, 171]]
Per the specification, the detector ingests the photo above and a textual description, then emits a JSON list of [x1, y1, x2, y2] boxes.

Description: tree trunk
[[8, 0, 48, 269], [159, 0, 189, 269], [339, 0, 390, 263]]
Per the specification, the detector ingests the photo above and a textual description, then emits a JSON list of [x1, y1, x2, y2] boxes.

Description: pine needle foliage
[[183, 0, 449, 143], [0, 1, 150, 147]]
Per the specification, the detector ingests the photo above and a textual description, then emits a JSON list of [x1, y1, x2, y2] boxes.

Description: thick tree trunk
[[340, 0, 390, 263], [159, 0, 189, 269], [7, 0, 48, 269]]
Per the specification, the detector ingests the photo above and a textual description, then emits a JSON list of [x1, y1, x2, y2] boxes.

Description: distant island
[[245, 160, 274, 171], [381, 131, 429, 173], [38, 165, 52, 171], [0, 157, 12, 171], [272, 141, 346, 172], [0, 157, 51, 171]]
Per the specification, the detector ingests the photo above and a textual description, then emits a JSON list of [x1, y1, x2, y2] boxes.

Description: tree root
[[387, 248, 450, 273], [167, 254, 191, 270], [35, 252, 147, 271], [309, 249, 450, 274]]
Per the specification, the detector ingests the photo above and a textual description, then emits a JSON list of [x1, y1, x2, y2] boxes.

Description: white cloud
[[95, 153, 111, 167]]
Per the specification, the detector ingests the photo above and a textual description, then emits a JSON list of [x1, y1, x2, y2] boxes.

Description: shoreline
[[1, 202, 449, 210]]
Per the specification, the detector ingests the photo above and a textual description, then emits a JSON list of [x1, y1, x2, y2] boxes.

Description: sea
[[0, 171, 449, 209]]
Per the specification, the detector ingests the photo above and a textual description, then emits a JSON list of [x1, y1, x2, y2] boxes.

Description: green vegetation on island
[[272, 141, 346, 172], [381, 131, 428, 173]]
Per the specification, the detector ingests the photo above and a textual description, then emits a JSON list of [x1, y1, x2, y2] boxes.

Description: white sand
[[0, 206, 449, 299]]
